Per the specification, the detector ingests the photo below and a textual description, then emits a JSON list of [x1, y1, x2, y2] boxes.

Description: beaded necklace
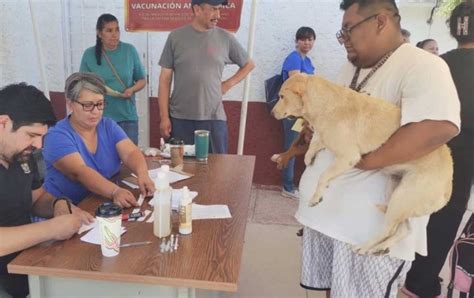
[[349, 51, 393, 92]]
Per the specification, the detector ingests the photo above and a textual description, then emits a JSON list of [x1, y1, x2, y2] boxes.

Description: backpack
[[264, 73, 283, 112], [447, 214, 474, 298]]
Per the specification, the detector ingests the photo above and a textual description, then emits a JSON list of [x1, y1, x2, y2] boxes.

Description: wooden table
[[8, 154, 255, 298]]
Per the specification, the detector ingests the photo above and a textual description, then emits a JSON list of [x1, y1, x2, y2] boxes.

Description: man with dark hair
[[296, 0, 460, 296], [401, 28, 411, 43], [158, 0, 255, 153], [404, 2, 474, 297], [0, 83, 92, 297]]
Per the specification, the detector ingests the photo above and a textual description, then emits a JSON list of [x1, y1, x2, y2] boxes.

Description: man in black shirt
[[0, 83, 93, 297]]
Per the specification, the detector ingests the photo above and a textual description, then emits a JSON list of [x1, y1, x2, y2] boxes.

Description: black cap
[[191, 0, 228, 6], [0, 83, 56, 127], [96, 202, 122, 218]]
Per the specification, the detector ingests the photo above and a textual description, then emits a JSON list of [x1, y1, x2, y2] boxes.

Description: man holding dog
[[296, 0, 460, 297]]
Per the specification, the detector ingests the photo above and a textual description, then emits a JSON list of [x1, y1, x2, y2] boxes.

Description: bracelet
[[111, 186, 120, 199], [53, 197, 72, 214]]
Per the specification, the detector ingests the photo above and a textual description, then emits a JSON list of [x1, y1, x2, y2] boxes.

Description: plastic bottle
[[179, 186, 192, 235], [153, 171, 172, 238]]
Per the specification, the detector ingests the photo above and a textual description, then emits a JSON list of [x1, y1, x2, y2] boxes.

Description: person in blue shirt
[[280, 26, 316, 199], [43, 72, 155, 207], [80, 13, 146, 145]]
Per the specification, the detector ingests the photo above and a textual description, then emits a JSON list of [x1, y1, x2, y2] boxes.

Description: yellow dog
[[272, 73, 453, 255]]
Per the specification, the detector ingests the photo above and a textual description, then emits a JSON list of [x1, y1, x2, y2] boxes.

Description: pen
[[120, 241, 152, 248]]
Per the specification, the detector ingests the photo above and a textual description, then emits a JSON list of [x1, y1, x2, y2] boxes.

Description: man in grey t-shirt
[[158, 0, 255, 153]]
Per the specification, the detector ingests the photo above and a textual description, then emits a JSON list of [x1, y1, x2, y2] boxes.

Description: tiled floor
[[212, 185, 472, 298]]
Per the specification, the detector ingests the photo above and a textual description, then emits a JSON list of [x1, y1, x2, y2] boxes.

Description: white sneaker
[[281, 189, 300, 200]]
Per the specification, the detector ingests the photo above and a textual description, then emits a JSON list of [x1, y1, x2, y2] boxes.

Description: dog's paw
[[308, 196, 323, 207], [352, 245, 366, 255], [353, 244, 390, 256], [271, 154, 281, 163], [304, 153, 315, 166]]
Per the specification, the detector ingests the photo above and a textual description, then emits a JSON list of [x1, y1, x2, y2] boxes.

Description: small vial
[[179, 186, 192, 235]]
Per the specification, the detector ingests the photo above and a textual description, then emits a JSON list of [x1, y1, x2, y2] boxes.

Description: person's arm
[[221, 59, 255, 95], [158, 67, 174, 139], [0, 214, 82, 257], [357, 120, 458, 170], [288, 70, 301, 77], [31, 186, 94, 223], [116, 139, 155, 198], [52, 153, 138, 208], [123, 79, 146, 98]]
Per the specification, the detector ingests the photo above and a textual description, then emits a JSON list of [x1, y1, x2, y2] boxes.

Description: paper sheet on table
[[121, 178, 139, 189], [80, 222, 126, 245], [191, 204, 231, 220], [148, 168, 192, 184], [125, 168, 191, 188], [149, 189, 198, 210], [78, 221, 96, 234]]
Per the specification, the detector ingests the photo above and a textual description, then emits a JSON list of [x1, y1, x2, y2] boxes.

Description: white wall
[[1, 0, 456, 101]]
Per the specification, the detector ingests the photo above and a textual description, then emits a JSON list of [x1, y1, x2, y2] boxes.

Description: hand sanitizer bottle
[[153, 171, 172, 238], [179, 186, 192, 235]]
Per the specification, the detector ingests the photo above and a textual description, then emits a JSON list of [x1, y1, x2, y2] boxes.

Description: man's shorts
[[301, 227, 411, 298]]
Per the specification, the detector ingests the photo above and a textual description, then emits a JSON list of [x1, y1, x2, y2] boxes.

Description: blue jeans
[[170, 118, 228, 153], [282, 118, 298, 192], [117, 120, 139, 145]]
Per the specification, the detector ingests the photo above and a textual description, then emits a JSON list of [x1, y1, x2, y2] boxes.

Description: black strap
[[52, 196, 72, 214], [384, 261, 405, 298]]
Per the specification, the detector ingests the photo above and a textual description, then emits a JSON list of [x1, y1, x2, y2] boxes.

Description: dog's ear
[[285, 73, 308, 97]]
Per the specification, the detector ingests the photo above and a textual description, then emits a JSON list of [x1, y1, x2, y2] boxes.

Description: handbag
[[447, 214, 474, 298], [264, 73, 283, 112]]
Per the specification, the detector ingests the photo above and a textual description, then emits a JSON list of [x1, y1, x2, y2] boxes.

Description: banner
[[125, 0, 243, 32]]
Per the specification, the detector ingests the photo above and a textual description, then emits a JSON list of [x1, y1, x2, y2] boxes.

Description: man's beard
[[14, 147, 35, 163]]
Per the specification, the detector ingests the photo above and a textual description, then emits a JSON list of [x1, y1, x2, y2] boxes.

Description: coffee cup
[[96, 202, 122, 257]]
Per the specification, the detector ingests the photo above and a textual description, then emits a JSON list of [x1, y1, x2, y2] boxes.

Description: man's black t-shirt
[[442, 48, 474, 135], [0, 157, 41, 274]]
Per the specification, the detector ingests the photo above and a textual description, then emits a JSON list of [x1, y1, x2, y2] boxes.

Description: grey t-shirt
[[159, 25, 249, 121]]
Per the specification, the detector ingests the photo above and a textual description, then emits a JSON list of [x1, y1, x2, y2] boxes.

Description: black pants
[[0, 273, 29, 298], [405, 139, 473, 297]]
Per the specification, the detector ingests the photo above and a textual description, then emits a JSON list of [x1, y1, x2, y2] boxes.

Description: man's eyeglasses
[[336, 13, 379, 45], [74, 100, 106, 112]]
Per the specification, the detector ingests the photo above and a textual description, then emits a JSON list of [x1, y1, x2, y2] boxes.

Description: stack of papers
[[122, 168, 192, 189], [192, 204, 232, 220]]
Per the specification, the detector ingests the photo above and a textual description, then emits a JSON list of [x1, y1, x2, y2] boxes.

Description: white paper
[[146, 211, 154, 223], [80, 222, 126, 245], [121, 179, 139, 189], [127, 168, 191, 188], [137, 195, 144, 206], [148, 168, 191, 184], [149, 189, 198, 210], [78, 221, 96, 234], [191, 204, 232, 220], [137, 209, 152, 222]]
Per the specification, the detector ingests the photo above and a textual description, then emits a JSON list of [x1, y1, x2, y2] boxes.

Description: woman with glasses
[[42, 72, 155, 207], [279, 26, 316, 200], [80, 13, 146, 145]]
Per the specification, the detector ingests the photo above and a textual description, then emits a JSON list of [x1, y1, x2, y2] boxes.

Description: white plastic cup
[[96, 202, 122, 257]]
